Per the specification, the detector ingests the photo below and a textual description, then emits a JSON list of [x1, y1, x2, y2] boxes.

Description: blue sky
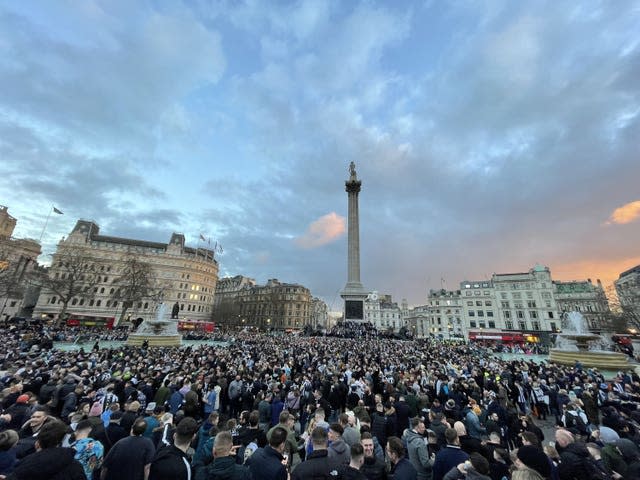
[[1, 0, 639, 308]]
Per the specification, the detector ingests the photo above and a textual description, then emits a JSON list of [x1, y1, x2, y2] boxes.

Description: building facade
[[364, 291, 405, 332], [236, 278, 311, 330], [33, 220, 218, 326], [310, 297, 329, 330], [553, 279, 610, 331], [614, 265, 640, 330], [457, 265, 559, 344], [0, 206, 42, 322], [212, 275, 256, 325]]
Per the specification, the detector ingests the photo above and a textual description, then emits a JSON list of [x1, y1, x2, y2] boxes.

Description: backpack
[[565, 411, 588, 435]]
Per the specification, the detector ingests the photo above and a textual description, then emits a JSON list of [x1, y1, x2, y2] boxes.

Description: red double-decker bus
[[177, 319, 215, 333]]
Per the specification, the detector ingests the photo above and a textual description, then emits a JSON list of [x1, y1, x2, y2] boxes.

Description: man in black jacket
[[5, 419, 85, 480], [291, 426, 342, 479], [194, 431, 251, 480], [361, 432, 387, 480], [246, 426, 288, 480], [149, 417, 198, 480]]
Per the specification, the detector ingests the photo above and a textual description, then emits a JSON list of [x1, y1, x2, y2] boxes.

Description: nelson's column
[[341, 162, 368, 322]]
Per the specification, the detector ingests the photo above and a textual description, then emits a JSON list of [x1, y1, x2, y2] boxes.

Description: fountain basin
[[549, 348, 630, 369], [127, 332, 182, 347]]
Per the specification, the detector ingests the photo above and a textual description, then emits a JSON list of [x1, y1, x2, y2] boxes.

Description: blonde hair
[[512, 467, 544, 480]]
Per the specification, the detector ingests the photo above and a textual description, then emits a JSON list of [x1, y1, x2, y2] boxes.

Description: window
[[517, 310, 524, 319], [479, 321, 486, 328], [469, 311, 475, 317], [512, 292, 521, 299], [527, 300, 537, 308], [501, 293, 507, 299], [477, 310, 484, 317], [504, 311, 511, 319], [531, 321, 541, 331], [476, 300, 482, 306], [518, 320, 527, 330], [474, 291, 481, 296], [485, 300, 492, 306], [526, 292, 533, 299], [487, 310, 494, 317], [548, 311, 554, 319], [501, 301, 509, 309], [96, 300, 101, 307], [470, 321, 477, 328], [505, 320, 514, 330], [488, 321, 496, 329], [466, 291, 472, 296], [530, 310, 538, 319], [550, 322, 557, 331], [467, 301, 473, 306], [50, 296, 57, 304], [484, 291, 490, 296], [100, 287, 105, 294]]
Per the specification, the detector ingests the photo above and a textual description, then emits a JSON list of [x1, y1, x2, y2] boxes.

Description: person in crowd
[[339, 443, 368, 480], [4, 419, 85, 480], [360, 432, 387, 480], [442, 452, 492, 480], [194, 431, 251, 480], [149, 417, 198, 480], [246, 426, 288, 480], [101, 419, 155, 480], [291, 426, 342, 480], [402, 417, 433, 480], [0, 430, 19, 476], [328, 422, 350, 465], [72, 419, 104, 480], [433, 428, 470, 480], [386, 435, 417, 480]]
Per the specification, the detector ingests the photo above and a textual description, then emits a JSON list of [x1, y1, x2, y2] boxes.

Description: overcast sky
[[1, 1, 639, 309]]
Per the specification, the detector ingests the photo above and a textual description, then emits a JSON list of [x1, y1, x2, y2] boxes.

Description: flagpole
[[39, 207, 53, 242]]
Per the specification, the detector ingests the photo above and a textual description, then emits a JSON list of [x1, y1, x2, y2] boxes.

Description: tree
[[35, 250, 100, 326], [110, 256, 163, 326], [604, 284, 640, 333]]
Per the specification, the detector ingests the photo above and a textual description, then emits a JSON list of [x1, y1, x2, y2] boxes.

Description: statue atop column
[[349, 161, 357, 180]]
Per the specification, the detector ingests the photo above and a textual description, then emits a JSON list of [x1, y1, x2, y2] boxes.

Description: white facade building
[[364, 291, 405, 332]]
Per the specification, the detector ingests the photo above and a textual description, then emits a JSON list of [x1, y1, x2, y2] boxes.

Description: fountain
[[126, 302, 182, 347], [549, 311, 629, 369]]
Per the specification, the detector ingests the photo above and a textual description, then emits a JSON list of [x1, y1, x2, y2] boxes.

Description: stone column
[[341, 163, 367, 321], [345, 178, 363, 290]]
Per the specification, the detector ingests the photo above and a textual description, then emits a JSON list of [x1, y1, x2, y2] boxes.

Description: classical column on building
[[340, 162, 368, 322]]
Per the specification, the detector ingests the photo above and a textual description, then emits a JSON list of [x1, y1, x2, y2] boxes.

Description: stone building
[[614, 265, 640, 330], [236, 278, 311, 330], [33, 220, 218, 326], [553, 279, 610, 331], [310, 297, 329, 330], [0, 206, 42, 321], [364, 292, 404, 332], [458, 265, 559, 344], [212, 275, 256, 325]]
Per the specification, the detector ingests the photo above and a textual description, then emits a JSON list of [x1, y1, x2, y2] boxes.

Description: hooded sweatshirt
[[6, 447, 85, 480], [402, 428, 433, 480], [328, 438, 350, 465]]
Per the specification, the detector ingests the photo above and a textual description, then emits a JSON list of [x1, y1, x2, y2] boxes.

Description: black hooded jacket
[[6, 447, 85, 480], [149, 445, 192, 480]]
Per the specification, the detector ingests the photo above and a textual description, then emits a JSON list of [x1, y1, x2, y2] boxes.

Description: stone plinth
[[549, 349, 630, 370], [126, 320, 181, 347]]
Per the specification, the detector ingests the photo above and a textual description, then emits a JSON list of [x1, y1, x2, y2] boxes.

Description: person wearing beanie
[[515, 445, 551, 479], [442, 452, 491, 480], [614, 438, 640, 479]]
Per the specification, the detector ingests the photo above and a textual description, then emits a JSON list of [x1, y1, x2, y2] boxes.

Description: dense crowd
[[0, 323, 639, 480]]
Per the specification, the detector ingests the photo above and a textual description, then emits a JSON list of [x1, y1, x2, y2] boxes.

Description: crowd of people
[[0, 322, 638, 480]]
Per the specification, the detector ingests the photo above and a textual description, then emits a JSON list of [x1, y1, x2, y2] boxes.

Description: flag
[[199, 234, 205, 241], [53, 207, 64, 215]]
